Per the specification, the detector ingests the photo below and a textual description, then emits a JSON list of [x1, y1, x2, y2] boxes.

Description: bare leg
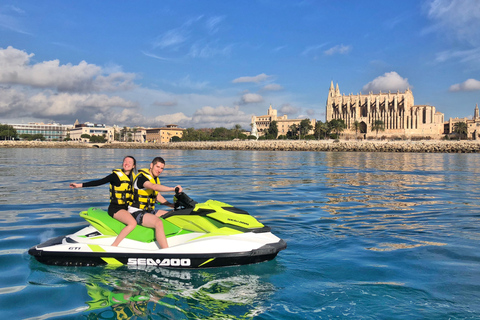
[[141, 213, 169, 248], [155, 209, 168, 217], [111, 209, 137, 247]]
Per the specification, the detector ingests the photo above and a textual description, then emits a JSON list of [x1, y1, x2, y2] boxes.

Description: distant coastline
[[2, 140, 480, 153]]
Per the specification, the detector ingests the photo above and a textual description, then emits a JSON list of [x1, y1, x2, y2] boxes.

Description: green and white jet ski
[[28, 191, 286, 268]]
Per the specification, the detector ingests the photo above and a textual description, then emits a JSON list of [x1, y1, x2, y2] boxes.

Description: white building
[[69, 122, 115, 142], [12, 122, 73, 141]]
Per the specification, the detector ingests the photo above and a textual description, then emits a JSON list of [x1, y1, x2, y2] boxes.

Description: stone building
[[445, 104, 480, 140], [251, 105, 315, 138], [326, 82, 445, 138], [146, 124, 185, 143]]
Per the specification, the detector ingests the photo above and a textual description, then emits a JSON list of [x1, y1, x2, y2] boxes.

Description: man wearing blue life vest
[[129, 156, 182, 249]]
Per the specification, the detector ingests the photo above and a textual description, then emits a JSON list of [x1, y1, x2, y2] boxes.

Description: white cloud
[[141, 51, 171, 61], [152, 112, 191, 126], [301, 44, 328, 59], [240, 93, 264, 104], [190, 105, 251, 128], [150, 15, 231, 60], [188, 41, 233, 59], [232, 73, 271, 83], [0, 46, 136, 93], [0, 5, 30, 35], [262, 84, 284, 91], [152, 100, 178, 107], [324, 44, 352, 56], [0, 86, 137, 122], [171, 75, 210, 90], [279, 104, 299, 115], [362, 72, 412, 93], [449, 78, 480, 91], [435, 48, 480, 63], [425, 0, 480, 46], [153, 28, 188, 49], [206, 16, 225, 34]]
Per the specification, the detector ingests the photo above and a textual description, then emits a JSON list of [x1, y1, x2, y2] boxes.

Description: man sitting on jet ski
[[128, 156, 182, 249]]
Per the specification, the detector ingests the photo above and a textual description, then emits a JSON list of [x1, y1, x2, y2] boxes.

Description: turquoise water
[[1, 148, 480, 319]]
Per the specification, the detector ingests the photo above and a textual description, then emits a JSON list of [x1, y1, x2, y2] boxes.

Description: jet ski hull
[[28, 234, 286, 268]]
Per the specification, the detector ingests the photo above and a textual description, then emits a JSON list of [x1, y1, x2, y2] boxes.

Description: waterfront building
[[445, 104, 480, 140], [251, 105, 316, 138], [326, 82, 445, 138], [146, 124, 184, 143], [131, 127, 146, 143], [69, 122, 115, 142], [112, 125, 147, 142], [12, 122, 73, 141]]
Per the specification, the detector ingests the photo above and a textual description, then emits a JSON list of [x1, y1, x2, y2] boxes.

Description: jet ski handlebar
[[173, 187, 198, 210]]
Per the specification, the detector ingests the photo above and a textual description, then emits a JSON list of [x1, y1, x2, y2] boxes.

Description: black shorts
[[108, 203, 128, 218], [131, 210, 148, 225]]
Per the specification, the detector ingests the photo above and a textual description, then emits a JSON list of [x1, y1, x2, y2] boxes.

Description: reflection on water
[[2, 148, 480, 319], [28, 262, 280, 319]]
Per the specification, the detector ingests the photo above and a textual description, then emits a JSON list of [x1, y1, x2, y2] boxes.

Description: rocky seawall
[[2, 140, 480, 153]]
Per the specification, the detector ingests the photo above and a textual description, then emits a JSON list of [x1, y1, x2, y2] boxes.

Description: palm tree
[[371, 120, 385, 137], [352, 121, 360, 137], [233, 124, 242, 139], [121, 126, 128, 142], [318, 121, 330, 139], [453, 121, 468, 140], [132, 127, 138, 142], [328, 119, 346, 138]]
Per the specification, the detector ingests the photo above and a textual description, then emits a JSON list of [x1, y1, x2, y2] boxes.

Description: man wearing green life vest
[[129, 157, 182, 249]]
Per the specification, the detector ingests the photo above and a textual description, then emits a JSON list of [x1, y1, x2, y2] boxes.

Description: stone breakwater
[[2, 140, 480, 153]]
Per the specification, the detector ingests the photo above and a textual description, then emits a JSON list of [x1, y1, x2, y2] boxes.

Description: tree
[[352, 121, 360, 137], [315, 121, 330, 139], [132, 127, 138, 142], [90, 135, 107, 143], [266, 121, 278, 139], [299, 119, 313, 139], [232, 124, 242, 139], [371, 120, 385, 137], [328, 119, 346, 138], [121, 126, 128, 141], [212, 127, 230, 140], [81, 133, 91, 139], [288, 124, 299, 139], [453, 121, 468, 140], [0, 124, 17, 140]]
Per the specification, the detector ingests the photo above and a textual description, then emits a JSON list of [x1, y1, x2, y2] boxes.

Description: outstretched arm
[[69, 173, 118, 189]]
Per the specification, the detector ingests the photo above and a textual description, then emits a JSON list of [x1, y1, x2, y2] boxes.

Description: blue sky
[[0, 0, 479, 129]]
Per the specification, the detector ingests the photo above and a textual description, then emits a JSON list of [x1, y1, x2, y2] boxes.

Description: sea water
[[1, 148, 480, 319]]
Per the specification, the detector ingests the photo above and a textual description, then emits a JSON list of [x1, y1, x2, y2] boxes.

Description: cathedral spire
[[475, 103, 479, 120]]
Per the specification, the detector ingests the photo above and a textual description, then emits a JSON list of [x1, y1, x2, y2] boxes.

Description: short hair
[[152, 157, 165, 166]]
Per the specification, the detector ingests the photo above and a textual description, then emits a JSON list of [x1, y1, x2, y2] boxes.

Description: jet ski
[[28, 191, 287, 268]]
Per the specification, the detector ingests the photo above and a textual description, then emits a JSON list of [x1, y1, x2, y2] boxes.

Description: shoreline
[[1, 139, 480, 153]]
